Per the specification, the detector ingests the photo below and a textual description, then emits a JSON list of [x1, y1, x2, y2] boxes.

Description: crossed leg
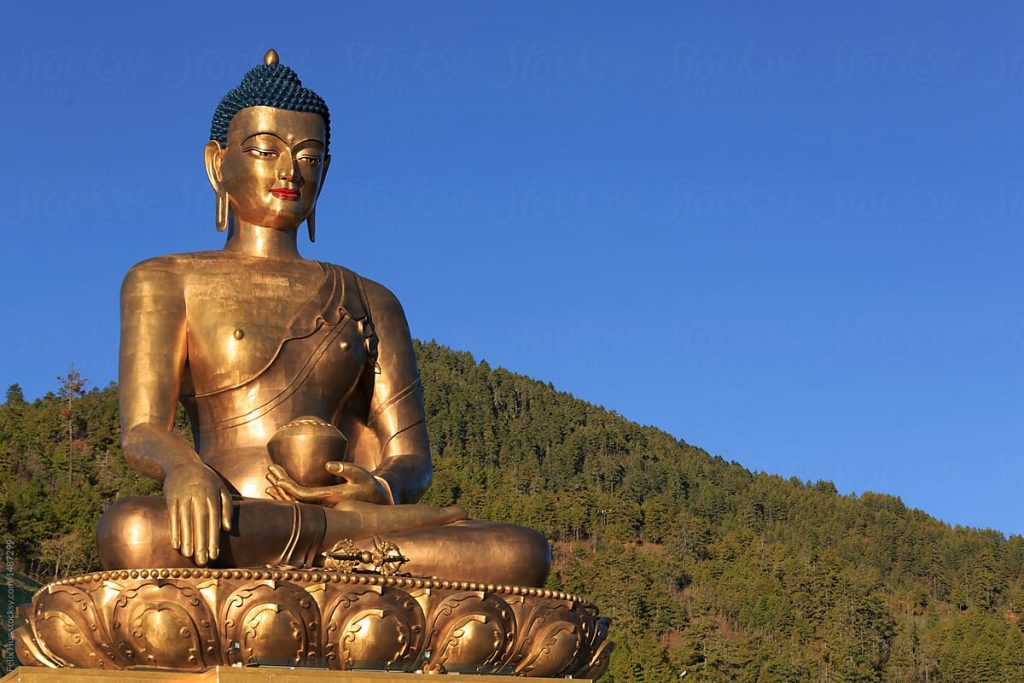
[[97, 496, 550, 587]]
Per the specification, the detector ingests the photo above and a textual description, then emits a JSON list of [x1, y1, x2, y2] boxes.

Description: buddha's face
[[207, 106, 329, 230]]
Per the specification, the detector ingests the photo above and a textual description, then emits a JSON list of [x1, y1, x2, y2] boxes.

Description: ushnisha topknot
[[210, 49, 330, 150]]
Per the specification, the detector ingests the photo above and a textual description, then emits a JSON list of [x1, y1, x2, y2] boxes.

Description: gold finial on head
[[264, 49, 279, 65]]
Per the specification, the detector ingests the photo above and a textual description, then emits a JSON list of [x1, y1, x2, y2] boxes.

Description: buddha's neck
[[224, 220, 301, 260]]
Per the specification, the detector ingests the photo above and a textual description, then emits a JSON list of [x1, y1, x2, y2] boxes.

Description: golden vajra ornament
[[321, 536, 410, 576]]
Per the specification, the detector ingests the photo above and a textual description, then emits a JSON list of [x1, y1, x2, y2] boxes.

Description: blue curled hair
[[210, 61, 330, 151]]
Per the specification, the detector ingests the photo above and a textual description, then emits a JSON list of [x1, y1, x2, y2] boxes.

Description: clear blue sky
[[2, 2, 1021, 535]]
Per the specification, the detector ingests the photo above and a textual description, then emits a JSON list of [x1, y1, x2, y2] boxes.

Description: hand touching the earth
[[163, 463, 233, 566]]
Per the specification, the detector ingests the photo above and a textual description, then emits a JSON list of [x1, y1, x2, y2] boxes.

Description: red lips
[[271, 188, 300, 200]]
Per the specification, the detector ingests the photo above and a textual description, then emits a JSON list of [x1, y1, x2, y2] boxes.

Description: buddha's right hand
[[163, 463, 233, 566]]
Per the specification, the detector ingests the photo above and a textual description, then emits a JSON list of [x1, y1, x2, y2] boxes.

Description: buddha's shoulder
[[123, 251, 226, 274], [120, 254, 184, 292], [120, 252, 249, 300], [317, 262, 404, 313], [122, 254, 405, 311], [123, 251, 296, 282]]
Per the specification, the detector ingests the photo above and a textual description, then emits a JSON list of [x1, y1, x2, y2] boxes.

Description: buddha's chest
[[182, 266, 367, 398]]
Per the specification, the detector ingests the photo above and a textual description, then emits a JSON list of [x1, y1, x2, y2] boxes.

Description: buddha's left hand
[[265, 461, 391, 506]]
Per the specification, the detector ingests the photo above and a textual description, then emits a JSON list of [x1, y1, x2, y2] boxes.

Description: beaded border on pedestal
[[48, 568, 592, 607]]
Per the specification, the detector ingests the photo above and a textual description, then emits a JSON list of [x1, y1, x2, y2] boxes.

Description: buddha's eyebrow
[[241, 132, 323, 147], [242, 132, 287, 145]]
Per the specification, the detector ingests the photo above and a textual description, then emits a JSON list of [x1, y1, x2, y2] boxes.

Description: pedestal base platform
[[2, 666, 590, 682], [12, 569, 610, 679]]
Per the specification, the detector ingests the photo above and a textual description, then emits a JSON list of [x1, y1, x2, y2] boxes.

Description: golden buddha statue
[[14, 50, 610, 678], [95, 49, 550, 587]]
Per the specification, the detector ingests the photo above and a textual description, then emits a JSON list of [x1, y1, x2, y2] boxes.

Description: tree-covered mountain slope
[[0, 341, 1021, 681]]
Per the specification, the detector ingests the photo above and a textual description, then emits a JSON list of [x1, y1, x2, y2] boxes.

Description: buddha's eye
[[298, 156, 322, 167], [243, 147, 277, 159]]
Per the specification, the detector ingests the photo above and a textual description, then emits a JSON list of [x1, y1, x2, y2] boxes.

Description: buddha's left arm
[[362, 281, 432, 504]]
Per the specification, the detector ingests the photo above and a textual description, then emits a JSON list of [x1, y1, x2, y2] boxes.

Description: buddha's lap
[[96, 495, 551, 586]]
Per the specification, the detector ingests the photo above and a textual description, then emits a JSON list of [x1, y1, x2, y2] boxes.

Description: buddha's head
[[204, 49, 331, 239]]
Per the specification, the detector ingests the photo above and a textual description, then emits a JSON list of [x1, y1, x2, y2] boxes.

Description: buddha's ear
[[205, 141, 230, 232], [306, 156, 331, 243], [317, 155, 331, 199], [204, 140, 225, 193]]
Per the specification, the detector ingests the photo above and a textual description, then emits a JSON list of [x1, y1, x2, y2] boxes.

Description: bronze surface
[[11, 570, 610, 679], [267, 417, 349, 488], [101, 50, 551, 584], [20, 49, 610, 678], [1, 666, 592, 682]]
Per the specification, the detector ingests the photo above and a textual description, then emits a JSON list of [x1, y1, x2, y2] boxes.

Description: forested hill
[[1, 341, 1022, 681]]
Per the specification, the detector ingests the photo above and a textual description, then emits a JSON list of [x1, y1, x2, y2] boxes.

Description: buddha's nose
[[277, 154, 303, 185]]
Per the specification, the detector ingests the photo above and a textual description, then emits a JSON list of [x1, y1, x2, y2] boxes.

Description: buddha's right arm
[[118, 259, 197, 479], [118, 259, 231, 566]]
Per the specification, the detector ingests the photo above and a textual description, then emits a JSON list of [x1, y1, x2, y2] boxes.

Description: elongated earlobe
[[216, 191, 229, 232], [204, 140, 230, 233], [307, 155, 328, 243]]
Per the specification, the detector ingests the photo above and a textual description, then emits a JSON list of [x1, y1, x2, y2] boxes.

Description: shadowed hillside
[[0, 342, 1021, 681]]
